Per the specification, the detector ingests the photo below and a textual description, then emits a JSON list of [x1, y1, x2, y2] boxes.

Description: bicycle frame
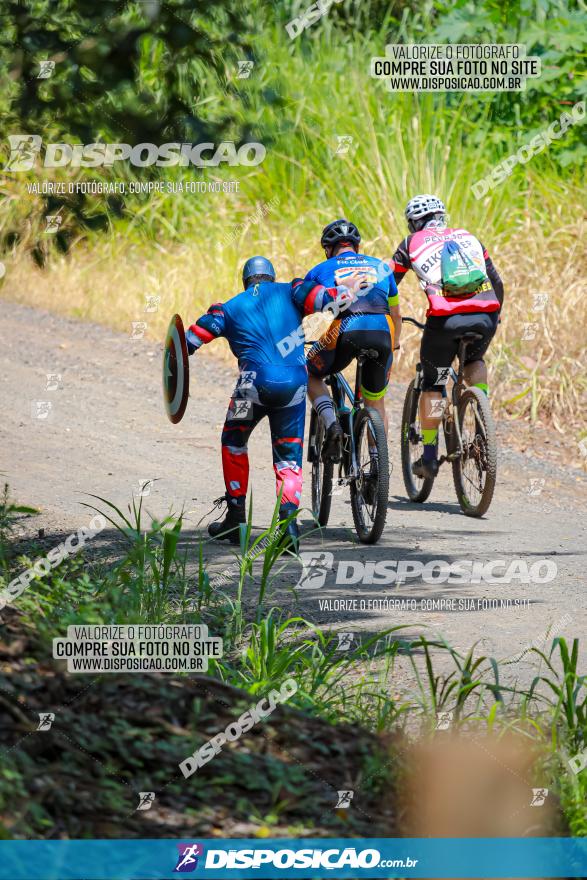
[[328, 351, 373, 480], [329, 370, 358, 478], [404, 317, 480, 465]]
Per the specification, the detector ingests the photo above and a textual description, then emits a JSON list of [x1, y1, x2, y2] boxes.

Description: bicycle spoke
[[456, 395, 487, 504]]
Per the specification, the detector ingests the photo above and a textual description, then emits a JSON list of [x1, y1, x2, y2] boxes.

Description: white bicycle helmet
[[405, 194, 446, 232]]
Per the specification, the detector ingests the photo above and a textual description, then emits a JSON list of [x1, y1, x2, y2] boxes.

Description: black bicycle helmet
[[320, 218, 361, 250]]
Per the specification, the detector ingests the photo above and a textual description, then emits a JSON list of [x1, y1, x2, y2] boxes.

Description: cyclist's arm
[[387, 272, 402, 350], [481, 246, 504, 308], [291, 277, 337, 315], [389, 238, 412, 286], [185, 303, 226, 354]]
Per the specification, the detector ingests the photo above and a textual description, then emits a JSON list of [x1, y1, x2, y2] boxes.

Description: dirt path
[[1, 301, 586, 687]]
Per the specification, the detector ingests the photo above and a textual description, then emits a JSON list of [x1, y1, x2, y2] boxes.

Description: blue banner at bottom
[[0, 838, 586, 879]]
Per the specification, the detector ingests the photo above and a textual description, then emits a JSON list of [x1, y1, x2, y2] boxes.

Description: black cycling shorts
[[420, 312, 499, 391], [307, 312, 394, 400]]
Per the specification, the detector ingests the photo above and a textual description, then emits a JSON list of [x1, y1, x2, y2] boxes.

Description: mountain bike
[[307, 346, 389, 543], [400, 316, 497, 517]]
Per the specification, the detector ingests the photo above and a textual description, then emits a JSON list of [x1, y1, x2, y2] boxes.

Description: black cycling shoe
[[278, 505, 300, 554], [412, 456, 439, 480], [280, 519, 300, 554], [322, 421, 344, 462], [208, 494, 246, 544]]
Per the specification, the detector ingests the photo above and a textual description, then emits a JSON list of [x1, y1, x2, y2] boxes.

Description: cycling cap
[[320, 219, 361, 249], [242, 255, 276, 288]]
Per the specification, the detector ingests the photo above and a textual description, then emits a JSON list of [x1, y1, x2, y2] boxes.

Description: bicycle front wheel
[[309, 410, 333, 527], [452, 387, 497, 517], [350, 407, 389, 544]]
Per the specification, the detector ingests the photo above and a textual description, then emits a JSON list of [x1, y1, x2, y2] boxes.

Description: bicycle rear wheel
[[309, 410, 333, 526], [400, 379, 434, 503], [452, 387, 497, 517], [350, 407, 389, 544]]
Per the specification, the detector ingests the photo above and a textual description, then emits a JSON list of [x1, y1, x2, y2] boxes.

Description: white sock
[[314, 395, 336, 429]]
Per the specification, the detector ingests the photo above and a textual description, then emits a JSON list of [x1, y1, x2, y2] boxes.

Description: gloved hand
[[185, 327, 202, 355]]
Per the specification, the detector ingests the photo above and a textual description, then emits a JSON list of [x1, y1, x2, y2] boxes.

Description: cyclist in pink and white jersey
[[390, 194, 504, 480]]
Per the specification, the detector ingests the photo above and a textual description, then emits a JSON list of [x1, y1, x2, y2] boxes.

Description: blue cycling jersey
[[305, 251, 399, 315], [186, 278, 335, 370]]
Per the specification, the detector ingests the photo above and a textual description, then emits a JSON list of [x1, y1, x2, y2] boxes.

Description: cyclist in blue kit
[[184, 255, 355, 549], [305, 219, 402, 461]]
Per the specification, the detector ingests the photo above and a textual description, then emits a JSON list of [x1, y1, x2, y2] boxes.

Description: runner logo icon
[[174, 843, 204, 873]]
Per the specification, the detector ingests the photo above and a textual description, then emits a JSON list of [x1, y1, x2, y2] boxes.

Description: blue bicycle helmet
[[242, 255, 276, 289]]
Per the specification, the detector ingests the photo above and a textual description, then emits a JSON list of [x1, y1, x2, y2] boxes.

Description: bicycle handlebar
[[402, 316, 426, 330]]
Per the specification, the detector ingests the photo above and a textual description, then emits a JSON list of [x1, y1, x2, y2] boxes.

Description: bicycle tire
[[350, 407, 389, 544], [400, 379, 434, 503], [309, 410, 334, 527], [452, 387, 497, 517]]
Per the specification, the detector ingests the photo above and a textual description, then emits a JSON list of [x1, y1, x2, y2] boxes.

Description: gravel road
[[1, 300, 585, 687]]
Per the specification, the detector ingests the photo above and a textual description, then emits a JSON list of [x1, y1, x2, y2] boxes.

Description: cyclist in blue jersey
[[185, 255, 350, 549], [305, 219, 401, 461]]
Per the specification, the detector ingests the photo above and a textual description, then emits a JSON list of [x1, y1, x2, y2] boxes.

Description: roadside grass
[[1, 488, 585, 835]]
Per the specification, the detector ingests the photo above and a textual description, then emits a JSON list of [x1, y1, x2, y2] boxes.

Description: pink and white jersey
[[391, 225, 501, 317]]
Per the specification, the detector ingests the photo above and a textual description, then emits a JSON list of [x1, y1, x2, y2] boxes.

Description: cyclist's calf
[[463, 358, 487, 388]]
